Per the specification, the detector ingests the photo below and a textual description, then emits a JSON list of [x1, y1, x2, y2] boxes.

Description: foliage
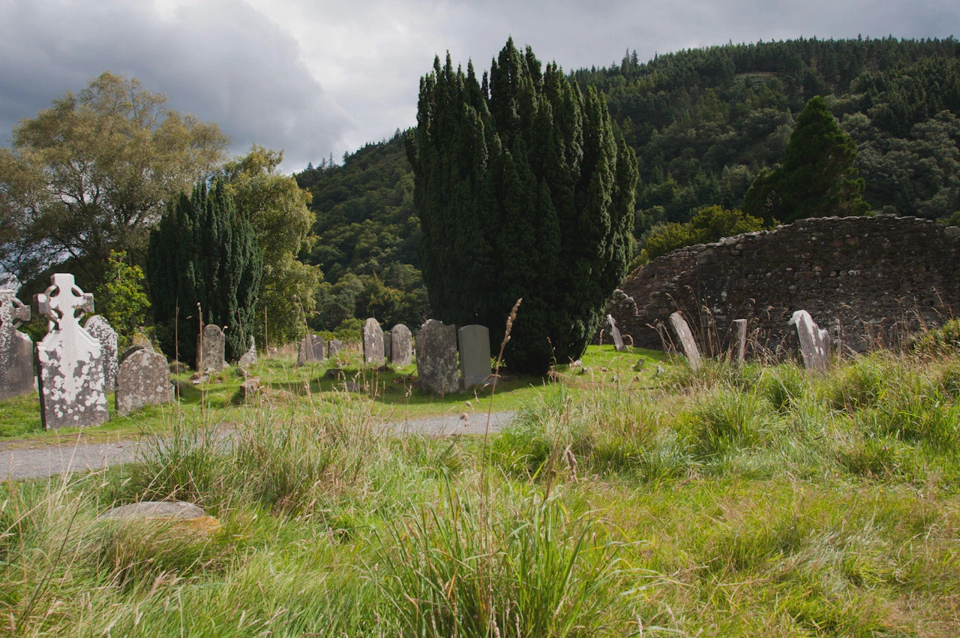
[[93, 250, 150, 348], [147, 180, 264, 366], [912, 319, 960, 355], [743, 96, 869, 224], [408, 39, 638, 373], [222, 146, 322, 346], [0, 72, 227, 292], [640, 205, 766, 264]]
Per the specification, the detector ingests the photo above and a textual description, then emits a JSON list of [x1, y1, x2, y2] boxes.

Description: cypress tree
[[407, 39, 638, 374], [147, 179, 263, 366]]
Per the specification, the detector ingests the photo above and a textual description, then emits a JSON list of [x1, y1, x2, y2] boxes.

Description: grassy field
[[1, 344, 959, 636]]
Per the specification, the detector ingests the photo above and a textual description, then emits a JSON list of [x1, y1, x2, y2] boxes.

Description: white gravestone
[[84, 315, 118, 392], [607, 314, 626, 351], [669, 311, 702, 371], [459, 325, 492, 389], [789, 310, 830, 373], [34, 274, 109, 429], [0, 291, 35, 401]]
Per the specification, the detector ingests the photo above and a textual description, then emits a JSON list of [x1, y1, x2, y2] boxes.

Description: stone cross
[[84, 315, 118, 392], [789, 310, 829, 373], [731, 319, 748, 365], [0, 291, 35, 401], [390, 324, 412, 367], [459, 325, 491, 389], [34, 273, 108, 429], [363, 318, 384, 365], [607, 314, 626, 352], [669, 311, 701, 371], [116, 346, 174, 415], [417, 319, 458, 395]]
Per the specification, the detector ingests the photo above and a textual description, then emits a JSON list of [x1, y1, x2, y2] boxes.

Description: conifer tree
[[147, 179, 263, 366], [743, 96, 869, 224], [407, 39, 638, 374]]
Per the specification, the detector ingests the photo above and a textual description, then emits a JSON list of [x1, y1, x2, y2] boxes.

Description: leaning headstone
[[363, 318, 384, 365], [669, 311, 702, 371], [84, 315, 119, 392], [459, 325, 491, 389], [326, 339, 343, 359], [237, 336, 257, 368], [199, 325, 225, 374], [417, 320, 458, 395], [0, 291, 35, 401], [116, 347, 174, 415], [731, 319, 748, 365], [383, 332, 392, 359], [34, 273, 108, 429], [607, 314, 626, 352], [789, 310, 830, 373], [390, 324, 412, 367]]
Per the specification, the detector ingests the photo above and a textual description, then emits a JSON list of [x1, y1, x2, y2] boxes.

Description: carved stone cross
[[0, 291, 35, 401]]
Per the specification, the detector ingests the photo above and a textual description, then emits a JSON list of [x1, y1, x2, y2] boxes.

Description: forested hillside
[[295, 37, 960, 330]]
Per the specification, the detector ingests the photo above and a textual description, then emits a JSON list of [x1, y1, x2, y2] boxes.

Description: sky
[[1, 0, 958, 172]]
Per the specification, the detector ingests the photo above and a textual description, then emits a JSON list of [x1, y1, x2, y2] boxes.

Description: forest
[[296, 36, 960, 331]]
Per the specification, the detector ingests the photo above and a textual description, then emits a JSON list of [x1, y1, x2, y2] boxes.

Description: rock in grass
[[98, 501, 220, 537]]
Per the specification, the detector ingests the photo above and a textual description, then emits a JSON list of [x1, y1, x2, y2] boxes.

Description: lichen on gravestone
[[0, 291, 35, 401]]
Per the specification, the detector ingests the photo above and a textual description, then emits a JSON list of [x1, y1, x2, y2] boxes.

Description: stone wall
[[611, 215, 960, 355]]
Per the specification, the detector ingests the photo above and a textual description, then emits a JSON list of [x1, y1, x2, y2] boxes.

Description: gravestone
[[237, 336, 257, 368], [116, 347, 175, 415], [668, 311, 702, 371], [34, 273, 109, 429], [459, 325, 491, 389], [789, 310, 830, 373], [417, 320, 458, 395], [731, 319, 748, 365], [390, 324, 412, 367], [85, 315, 118, 392], [607, 314, 626, 352], [326, 339, 343, 359], [383, 332, 392, 359], [363, 318, 384, 365], [0, 291, 34, 401], [199, 325, 225, 374]]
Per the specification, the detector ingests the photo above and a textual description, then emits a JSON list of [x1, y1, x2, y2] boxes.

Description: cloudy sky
[[1, 0, 957, 171]]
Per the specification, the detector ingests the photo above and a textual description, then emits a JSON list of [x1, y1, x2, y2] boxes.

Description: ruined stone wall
[[612, 215, 960, 354]]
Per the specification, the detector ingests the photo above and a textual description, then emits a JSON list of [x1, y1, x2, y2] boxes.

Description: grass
[[1, 345, 959, 635]]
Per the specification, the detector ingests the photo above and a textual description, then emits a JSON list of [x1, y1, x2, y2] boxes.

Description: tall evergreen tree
[[743, 96, 869, 224], [407, 39, 638, 374], [147, 179, 263, 366]]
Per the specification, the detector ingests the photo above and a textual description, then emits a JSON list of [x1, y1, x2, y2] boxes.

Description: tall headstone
[[312, 335, 325, 362], [0, 291, 34, 401], [390, 324, 412, 367], [789, 310, 829, 373], [607, 314, 626, 352], [326, 339, 343, 359], [459, 325, 491, 389], [116, 347, 175, 415], [199, 324, 226, 374], [383, 331, 392, 359], [731, 319, 748, 365], [297, 334, 324, 366], [34, 273, 109, 429], [363, 318, 384, 365], [84, 315, 119, 392], [669, 311, 702, 371], [417, 320, 458, 395], [237, 336, 257, 368]]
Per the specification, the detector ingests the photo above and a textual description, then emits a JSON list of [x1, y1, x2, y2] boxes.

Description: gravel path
[[0, 411, 517, 481]]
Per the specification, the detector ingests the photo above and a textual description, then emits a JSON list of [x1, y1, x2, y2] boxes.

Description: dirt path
[[0, 411, 517, 481]]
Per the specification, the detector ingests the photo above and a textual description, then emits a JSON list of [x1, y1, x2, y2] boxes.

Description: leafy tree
[[407, 39, 639, 373], [0, 72, 227, 290], [221, 146, 322, 346], [743, 96, 869, 223], [147, 180, 263, 366], [95, 250, 150, 348], [640, 205, 766, 263]]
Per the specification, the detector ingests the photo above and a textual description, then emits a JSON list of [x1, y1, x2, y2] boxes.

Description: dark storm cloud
[[0, 0, 350, 169]]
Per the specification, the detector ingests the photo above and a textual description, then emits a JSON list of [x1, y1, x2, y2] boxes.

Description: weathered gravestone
[[131, 332, 154, 351], [34, 273, 108, 429], [390, 324, 412, 367], [0, 291, 34, 401], [383, 331, 392, 359], [199, 325, 226, 374], [459, 325, 491, 389], [669, 311, 702, 371], [326, 339, 343, 359], [417, 320, 458, 395], [297, 334, 324, 366], [237, 336, 257, 368], [363, 318, 384, 365], [116, 347, 174, 415], [84, 315, 118, 392], [789, 310, 830, 373], [607, 314, 626, 352], [731, 319, 748, 365]]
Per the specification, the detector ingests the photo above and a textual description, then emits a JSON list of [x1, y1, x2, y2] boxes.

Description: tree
[[743, 96, 869, 224], [221, 146, 322, 346], [95, 250, 150, 349], [147, 179, 263, 366], [0, 72, 228, 290], [640, 205, 766, 263], [407, 39, 639, 374]]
